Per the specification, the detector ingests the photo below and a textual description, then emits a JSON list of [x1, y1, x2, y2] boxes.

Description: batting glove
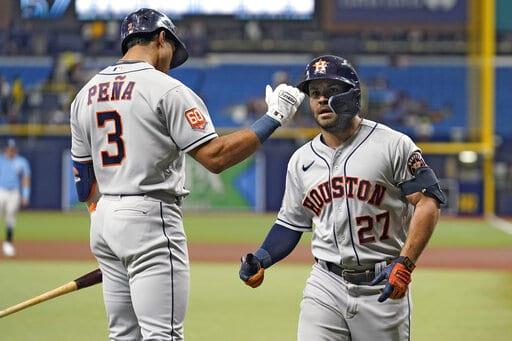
[[265, 84, 305, 125], [239, 253, 265, 288], [327, 88, 361, 117], [370, 256, 416, 302]]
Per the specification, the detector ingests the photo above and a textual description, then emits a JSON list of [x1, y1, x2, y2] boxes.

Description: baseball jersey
[[276, 119, 419, 267], [0, 154, 30, 191], [70, 61, 218, 197]]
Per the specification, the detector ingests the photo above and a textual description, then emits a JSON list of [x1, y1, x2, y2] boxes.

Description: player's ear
[[157, 30, 166, 48]]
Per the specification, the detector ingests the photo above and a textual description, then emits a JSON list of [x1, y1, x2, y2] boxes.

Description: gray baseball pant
[[298, 262, 411, 341], [91, 195, 189, 341]]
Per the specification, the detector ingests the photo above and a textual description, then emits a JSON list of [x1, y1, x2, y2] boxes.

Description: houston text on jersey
[[302, 176, 386, 215]]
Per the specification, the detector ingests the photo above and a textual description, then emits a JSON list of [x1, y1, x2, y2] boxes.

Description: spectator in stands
[[0, 139, 31, 257], [187, 21, 208, 57], [8, 76, 25, 123], [67, 61, 87, 88], [48, 103, 68, 124], [366, 77, 452, 140], [0, 76, 10, 123], [8, 22, 31, 55], [226, 70, 317, 129]]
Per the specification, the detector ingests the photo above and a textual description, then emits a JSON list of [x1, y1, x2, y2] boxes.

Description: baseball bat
[[0, 268, 102, 319]]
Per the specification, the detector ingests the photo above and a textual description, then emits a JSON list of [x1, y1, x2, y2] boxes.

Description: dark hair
[[124, 28, 174, 52]]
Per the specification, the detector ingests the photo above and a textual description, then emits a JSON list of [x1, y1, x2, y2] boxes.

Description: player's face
[[308, 79, 351, 131], [4, 147, 16, 158]]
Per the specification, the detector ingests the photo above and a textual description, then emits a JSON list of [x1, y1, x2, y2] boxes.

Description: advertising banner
[[183, 155, 263, 211], [324, 0, 467, 31], [62, 151, 264, 211]]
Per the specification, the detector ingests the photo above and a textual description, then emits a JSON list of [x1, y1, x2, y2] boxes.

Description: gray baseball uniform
[[70, 61, 217, 340], [276, 119, 419, 341]]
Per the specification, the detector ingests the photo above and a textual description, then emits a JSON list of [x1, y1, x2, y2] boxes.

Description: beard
[[315, 112, 355, 133]]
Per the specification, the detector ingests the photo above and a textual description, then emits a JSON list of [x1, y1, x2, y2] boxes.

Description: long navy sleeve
[[254, 224, 303, 268]]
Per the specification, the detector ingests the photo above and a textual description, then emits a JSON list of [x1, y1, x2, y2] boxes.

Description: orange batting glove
[[239, 253, 265, 288], [370, 256, 416, 302]]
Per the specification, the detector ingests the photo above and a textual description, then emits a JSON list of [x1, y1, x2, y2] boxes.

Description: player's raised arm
[[188, 84, 304, 173]]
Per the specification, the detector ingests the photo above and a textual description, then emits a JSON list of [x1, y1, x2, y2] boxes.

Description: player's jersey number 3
[[96, 110, 125, 166]]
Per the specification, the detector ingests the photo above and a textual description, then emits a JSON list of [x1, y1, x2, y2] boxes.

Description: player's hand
[[328, 88, 361, 117], [265, 84, 305, 125], [21, 198, 29, 207], [370, 256, 416, 302], [239, 253, 265, 288]]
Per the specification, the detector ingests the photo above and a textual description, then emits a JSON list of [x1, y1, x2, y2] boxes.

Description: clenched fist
[[239, 253, 265, 288]]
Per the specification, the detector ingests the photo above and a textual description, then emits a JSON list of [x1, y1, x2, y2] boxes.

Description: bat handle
[[74, 268, 102, 289]]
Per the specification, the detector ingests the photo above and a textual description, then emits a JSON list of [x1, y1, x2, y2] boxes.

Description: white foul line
[[487, 215, 512, 235]]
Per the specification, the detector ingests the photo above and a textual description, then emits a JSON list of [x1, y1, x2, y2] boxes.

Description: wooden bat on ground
[[0, 268, 102, 319]]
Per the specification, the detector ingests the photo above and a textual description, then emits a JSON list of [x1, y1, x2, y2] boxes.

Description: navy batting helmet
[[121, 8, 189, 69], [297, 55, 360, 95]]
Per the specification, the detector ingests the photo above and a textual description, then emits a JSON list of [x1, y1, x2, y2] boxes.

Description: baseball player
[[69, 8, 304, 341], [239, 55, 446, 341], [0, 139, 31, 257]]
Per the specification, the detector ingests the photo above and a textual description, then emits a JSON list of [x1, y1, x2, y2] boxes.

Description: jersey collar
[[100, 61, 155, 75], [113, 59, 148, 66], [312, 119, 370, 156]]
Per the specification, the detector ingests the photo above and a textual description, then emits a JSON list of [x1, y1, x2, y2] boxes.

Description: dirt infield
[[1, 241, 512, 270]]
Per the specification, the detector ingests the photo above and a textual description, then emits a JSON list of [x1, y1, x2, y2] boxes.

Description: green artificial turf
[[0, 262, 511, 341], [6, 211, 512, 248]]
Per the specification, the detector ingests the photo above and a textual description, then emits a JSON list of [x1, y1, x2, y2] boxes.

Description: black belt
[[327, 262, 376, 285], [321, 259, 393, 285], [319, 260, 377, 285]]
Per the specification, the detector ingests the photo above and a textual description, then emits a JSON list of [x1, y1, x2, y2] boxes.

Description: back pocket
[[114, 203, 151, 216]]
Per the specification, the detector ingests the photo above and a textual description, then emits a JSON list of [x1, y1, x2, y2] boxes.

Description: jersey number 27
[[356, 211, 390, 244], [97, 110, 125, 166]]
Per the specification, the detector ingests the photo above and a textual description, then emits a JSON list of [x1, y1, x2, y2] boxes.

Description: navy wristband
[[250, 115, 280, 144], [254, 248, 273, 269]]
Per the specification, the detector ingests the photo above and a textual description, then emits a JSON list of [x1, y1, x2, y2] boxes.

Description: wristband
[[254, 248, 273, 269], [22, 187, 30, 201], [250, 115, 280, 144], [397, 256, 416, 272]]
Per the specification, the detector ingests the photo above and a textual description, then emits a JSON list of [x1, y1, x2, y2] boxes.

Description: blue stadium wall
[[1, 59, 511, 215]]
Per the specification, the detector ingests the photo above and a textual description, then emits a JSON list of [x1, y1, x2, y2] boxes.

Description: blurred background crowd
[[0, 0, 511, 216]]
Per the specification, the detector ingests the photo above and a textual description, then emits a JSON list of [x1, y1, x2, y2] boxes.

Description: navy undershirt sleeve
[[253, 223, 303, 268]]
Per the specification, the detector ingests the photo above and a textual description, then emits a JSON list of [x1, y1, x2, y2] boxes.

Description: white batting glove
[[265, 84, 305, 125]]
